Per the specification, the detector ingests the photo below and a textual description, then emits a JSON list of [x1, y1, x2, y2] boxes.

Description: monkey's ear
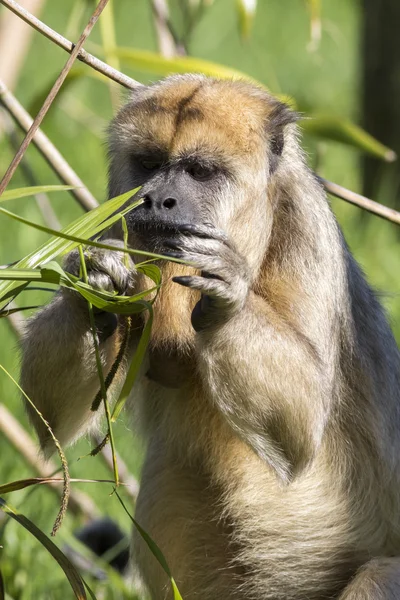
[[266, 102, 299, 174]]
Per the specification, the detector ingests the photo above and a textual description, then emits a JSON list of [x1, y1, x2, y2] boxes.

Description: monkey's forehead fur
[[109, 74, 296, 159]]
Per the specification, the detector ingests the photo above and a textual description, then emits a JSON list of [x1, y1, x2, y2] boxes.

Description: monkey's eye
[[186, 163, 215, 182], [139, 158, 162, 171]]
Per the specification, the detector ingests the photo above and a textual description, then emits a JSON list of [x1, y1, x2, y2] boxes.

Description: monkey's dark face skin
[[125, 154, 227, 253]]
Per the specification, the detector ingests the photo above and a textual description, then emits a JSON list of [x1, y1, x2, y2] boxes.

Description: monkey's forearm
[[20, 292, 125, 453], [197, 292, 330, 481]]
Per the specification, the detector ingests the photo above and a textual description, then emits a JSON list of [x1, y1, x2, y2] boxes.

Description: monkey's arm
[[166, 224, 331, 481], [197, 293, 328, 481], [20, 241, 137, 454]]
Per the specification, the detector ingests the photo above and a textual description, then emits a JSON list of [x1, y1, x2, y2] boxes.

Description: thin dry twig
[[0, 404, 98, 519], [0, 0, 142, 90], [0, 79, 98, 211], [0, 0, 112, 196], [320, 177, 400, 226]]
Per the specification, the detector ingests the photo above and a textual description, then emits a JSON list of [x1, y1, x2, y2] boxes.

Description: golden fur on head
[[21, 75, 400, 599]]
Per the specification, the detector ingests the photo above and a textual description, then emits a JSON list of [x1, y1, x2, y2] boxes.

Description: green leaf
[[0, 498, 87, 600], [136, 262, 162, 286], [115, 47, 260, 83], [0, 263, 159, 315], [301, 115, 397, 162], [0, 269, 43, 281], [0, 305, 38, 318], [111, 306, 153, 422], [0, 188, 140, 308], [42, 262, 159, 314], [115, 491, 183, 600], [0, 185, 75, 202], [0, 477, 58, 494]]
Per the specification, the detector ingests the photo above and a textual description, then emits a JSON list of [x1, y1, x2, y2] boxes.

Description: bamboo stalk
[[320, 177, 400, 226], [0, 79, 98, 211]]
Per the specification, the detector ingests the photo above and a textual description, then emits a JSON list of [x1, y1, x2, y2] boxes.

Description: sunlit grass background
[[0, 0, 399, 598]]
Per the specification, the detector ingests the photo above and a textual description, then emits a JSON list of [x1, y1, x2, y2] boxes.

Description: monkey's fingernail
[[164, 240, 181, 250], [172, 276, 193, 287], [176, 224, 200, 235], [162, 251, 182, 259]]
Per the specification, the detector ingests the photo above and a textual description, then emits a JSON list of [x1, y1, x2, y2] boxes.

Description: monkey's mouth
[[128, 220, 184, 254]]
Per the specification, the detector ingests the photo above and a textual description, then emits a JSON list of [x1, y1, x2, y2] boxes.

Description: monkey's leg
[[133, 434, 242, 600], [338, 558, 400, 599]]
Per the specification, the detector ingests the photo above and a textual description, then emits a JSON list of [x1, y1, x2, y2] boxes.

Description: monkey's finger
[[175, 224, 234, 248], [171, 250, 229, 277], [163, 236, 227, 257], [172, 275, 229, 297]]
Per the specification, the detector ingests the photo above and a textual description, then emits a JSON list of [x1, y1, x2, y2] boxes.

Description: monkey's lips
[[128, 220, 185, 254]]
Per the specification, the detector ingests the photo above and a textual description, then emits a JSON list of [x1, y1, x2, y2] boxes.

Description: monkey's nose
[[143, 194, 178, 211]]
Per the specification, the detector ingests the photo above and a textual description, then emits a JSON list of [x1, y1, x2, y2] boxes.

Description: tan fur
[[21, 75, 400, 599]]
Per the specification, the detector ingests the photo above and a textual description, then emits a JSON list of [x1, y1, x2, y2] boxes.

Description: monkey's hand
[[64, 238, 135, 295], [63, 239, 135, 341], [165, 224, 251, 331]]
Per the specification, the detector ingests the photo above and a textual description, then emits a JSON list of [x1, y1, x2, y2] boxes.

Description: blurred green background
[[0, 0, 399, 598]]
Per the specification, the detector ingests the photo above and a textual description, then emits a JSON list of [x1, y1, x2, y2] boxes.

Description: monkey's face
[[108, 75, 294, 271]]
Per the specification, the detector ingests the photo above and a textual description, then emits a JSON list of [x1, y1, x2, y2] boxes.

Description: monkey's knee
[[339, 558, 400, 600]]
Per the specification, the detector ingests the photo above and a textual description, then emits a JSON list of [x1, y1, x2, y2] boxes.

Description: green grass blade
[[0, 477, 125, 494], [111, 306, 153, 422], [0, 364, 70, 536], [115, 491, 183, 600], [0, 185, 75, 202], [78, 245, 119, 486], [82, 578, 98, 600], [0, 498, 87, 600], [0, 477, 62, 494]]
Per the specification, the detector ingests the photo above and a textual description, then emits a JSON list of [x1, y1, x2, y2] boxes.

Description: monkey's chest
[[146, 346, 195, 389]]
